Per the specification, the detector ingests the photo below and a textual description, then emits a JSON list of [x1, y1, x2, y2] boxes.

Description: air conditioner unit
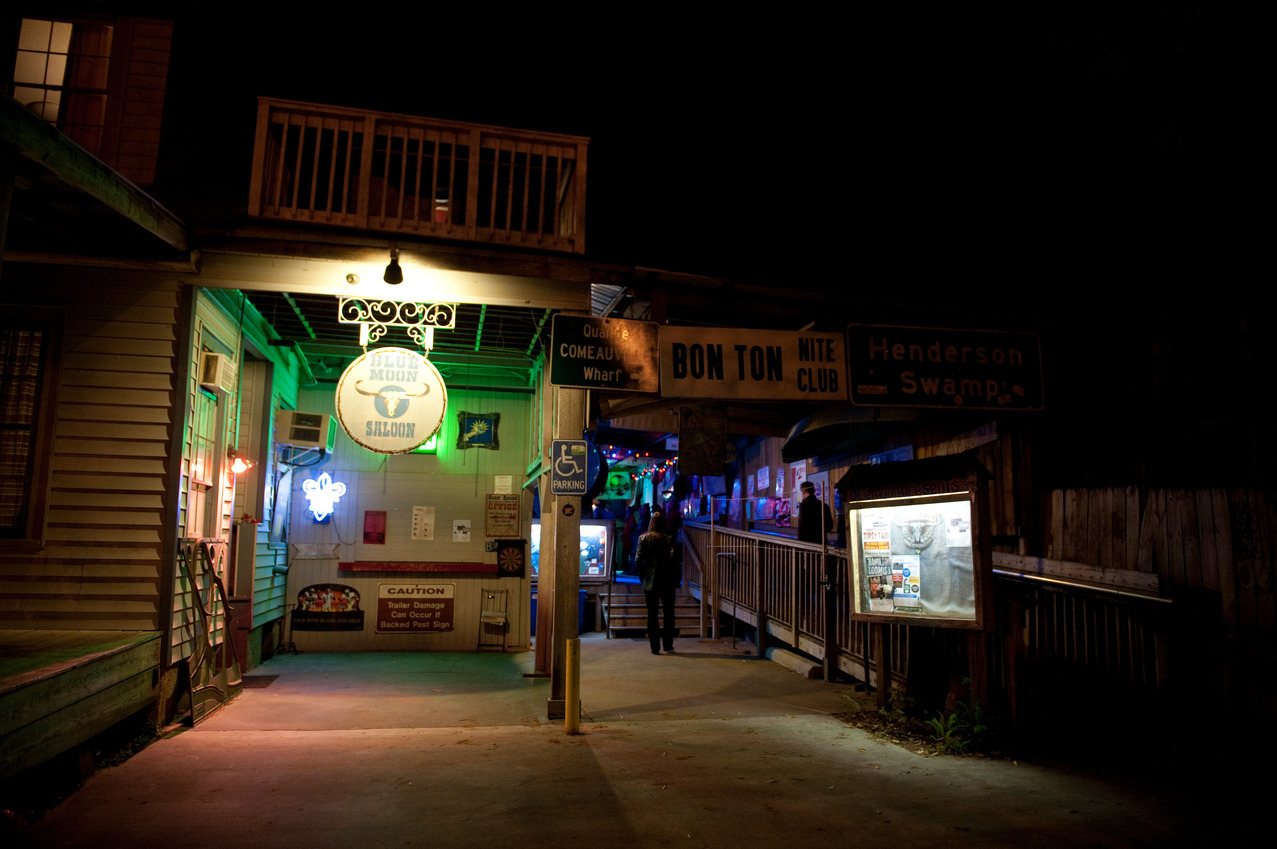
[[199, 352, 238, 394], [277, 410, 336, 453]]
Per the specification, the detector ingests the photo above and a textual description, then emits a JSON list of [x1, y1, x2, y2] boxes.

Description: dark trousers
[[645, 587, 676, 652]]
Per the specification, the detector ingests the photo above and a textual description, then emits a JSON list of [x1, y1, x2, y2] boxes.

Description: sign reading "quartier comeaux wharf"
[[846, 324, 1043, 411], [549, 315, 659, 392]]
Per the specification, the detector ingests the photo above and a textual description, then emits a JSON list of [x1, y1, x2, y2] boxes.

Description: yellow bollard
[[565, 637, 581, 734]]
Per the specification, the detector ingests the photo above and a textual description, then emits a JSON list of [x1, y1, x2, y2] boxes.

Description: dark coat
[[797, 495, 833, 543], [635, 530, 676, 592]]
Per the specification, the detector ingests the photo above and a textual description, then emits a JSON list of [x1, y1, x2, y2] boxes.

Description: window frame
[[10, 18, 114, 150], [0, 306, 64, 550]]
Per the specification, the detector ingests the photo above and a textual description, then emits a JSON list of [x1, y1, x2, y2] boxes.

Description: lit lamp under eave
[[228, 449, 255, 475]]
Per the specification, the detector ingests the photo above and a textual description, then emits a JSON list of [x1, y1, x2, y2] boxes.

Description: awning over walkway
[[781, 404, 919, 462]]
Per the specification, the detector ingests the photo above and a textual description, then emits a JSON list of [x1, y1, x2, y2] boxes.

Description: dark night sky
[[150, 0, 1268, 406], [161, 5, 1239, 291], [152, 4, 1265, 485]]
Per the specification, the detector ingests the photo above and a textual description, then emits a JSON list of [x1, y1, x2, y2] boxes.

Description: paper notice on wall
[[453, 519, 471, 542], [493, 475, 513, 494], [412, 506, 435, 540], [486, 493, 520, 538]]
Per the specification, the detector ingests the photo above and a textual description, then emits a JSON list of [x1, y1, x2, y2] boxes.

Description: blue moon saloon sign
[[336, 347, 447, 454]]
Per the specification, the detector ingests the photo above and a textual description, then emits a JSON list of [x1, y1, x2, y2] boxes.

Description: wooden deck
[[248, 98, 589, 254], [0, 630, 160, 781]]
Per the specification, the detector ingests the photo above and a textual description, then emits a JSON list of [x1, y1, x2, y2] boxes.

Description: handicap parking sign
[[550, 440, 588, 496]]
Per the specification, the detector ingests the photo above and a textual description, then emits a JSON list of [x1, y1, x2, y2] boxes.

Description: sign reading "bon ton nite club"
[[336, 347, 448, 454]]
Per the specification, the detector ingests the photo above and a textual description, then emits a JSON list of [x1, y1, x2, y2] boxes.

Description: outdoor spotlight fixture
[[227, 449, 255, 474], [383, 247, 403, 285]]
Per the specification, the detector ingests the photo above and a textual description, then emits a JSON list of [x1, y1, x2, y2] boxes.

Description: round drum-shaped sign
[[336, 347, 447, 454]]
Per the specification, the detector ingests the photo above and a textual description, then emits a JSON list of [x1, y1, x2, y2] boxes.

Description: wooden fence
[[682, 523, 909, 692], [682, 486, 1277, 739]]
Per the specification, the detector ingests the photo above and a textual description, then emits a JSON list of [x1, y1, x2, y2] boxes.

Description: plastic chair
[[478, 588, 509, 650]]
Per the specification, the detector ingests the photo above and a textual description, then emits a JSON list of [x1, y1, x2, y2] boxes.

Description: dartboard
[[498, 544, 525, 576]]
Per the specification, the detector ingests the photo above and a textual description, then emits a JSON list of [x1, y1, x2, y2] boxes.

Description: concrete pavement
[[16, 634, 1219, 848]]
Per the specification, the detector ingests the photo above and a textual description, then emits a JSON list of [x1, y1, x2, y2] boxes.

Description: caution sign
[[658, 327, 846, 401], [376, 582, 455, 633]]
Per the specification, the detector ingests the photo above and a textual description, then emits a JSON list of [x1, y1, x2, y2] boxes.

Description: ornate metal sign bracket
[[338, 297, 457, 353]]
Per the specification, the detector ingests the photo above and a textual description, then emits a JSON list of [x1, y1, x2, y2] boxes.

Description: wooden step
[[601, 595, 701, 637]]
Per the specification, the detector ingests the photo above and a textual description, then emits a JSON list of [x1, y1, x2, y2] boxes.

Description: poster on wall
[[412, 506, 435, 540], [292, 584, 364, 631], [376, 582, 455, 633], [335, 347, 448, 454], [453, 519, 471, 542], [790, 463, 807, 522], [486, 494, 520, 538], [364, 510, 386, 544]]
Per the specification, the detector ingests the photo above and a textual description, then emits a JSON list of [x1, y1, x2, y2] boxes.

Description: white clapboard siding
[[170, 295, 241, 662], [170, 290, 306, 652], [1, 271, 179, 633]]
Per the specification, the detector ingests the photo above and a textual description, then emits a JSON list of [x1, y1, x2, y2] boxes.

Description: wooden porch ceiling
[[247, 289, 556, 381]]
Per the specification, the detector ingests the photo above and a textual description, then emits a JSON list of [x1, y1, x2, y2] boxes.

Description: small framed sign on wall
[[457, 412, 500, 450]]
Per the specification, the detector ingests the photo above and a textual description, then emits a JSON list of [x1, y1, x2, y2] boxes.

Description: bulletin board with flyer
[[841, 455, 993, 630]]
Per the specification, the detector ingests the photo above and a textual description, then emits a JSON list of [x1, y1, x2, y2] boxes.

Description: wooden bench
[[0, 630, 160, 781]]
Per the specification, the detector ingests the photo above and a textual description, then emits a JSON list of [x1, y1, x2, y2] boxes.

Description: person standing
[[797, 480, 833, 544], [636, 510, 678, 654]]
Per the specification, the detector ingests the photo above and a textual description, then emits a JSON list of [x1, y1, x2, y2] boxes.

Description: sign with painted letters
[[376, 582, 455, 633], [335, 347, 448, 454], [658, 328, 846, 401], [846, 325, 1043, 411], [550, 439, 589, 496], [550, 315, 659, 392]]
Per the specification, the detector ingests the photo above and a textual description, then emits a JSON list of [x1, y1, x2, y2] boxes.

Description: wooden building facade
[[4, 7, 1272, 785], [1, 3, 606, 778]]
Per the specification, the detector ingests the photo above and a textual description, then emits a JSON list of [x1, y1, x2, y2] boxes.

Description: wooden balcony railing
[[248, 98, 588, 254]]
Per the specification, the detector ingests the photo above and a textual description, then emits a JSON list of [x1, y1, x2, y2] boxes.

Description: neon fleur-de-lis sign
[[303, 472, 347, 521]]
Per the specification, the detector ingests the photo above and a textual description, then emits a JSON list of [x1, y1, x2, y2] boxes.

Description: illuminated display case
[[529, 520, 613, 583], [840, 454, 992, 630]]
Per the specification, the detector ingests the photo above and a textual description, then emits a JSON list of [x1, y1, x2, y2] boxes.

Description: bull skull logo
[[896, 513, 942, 551], [354, 381, 430, 418]]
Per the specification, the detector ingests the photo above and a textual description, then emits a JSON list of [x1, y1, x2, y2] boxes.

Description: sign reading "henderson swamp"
[[846, 325, 1043, 411]]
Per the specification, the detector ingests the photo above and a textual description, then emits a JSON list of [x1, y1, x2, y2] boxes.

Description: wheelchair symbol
[[555, 443, 584, 478]]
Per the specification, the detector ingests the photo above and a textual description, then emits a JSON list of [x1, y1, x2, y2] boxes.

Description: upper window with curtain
[[10, 17, 113, 155]]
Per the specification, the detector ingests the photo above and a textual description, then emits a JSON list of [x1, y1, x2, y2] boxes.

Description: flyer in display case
[[529, 520, 613, 583], [841, 454, 992, 629]]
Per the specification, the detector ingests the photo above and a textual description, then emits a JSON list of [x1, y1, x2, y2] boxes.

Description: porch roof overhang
[[0, 93, 191, 263]]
